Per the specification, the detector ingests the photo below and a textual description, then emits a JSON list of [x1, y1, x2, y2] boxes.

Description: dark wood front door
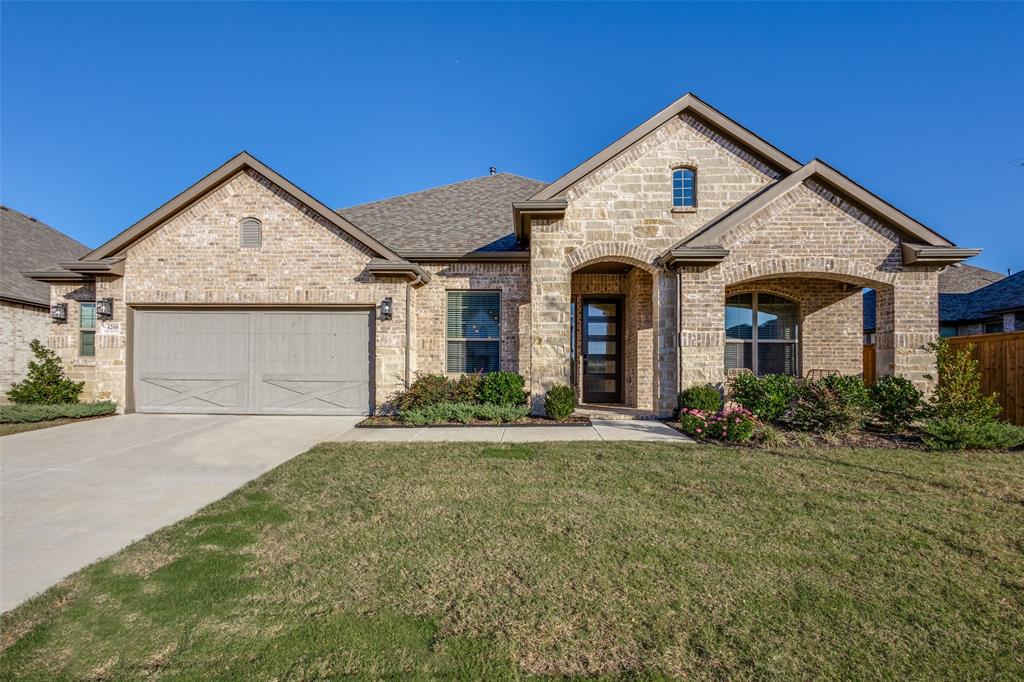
[[582, 298, 622, 403]]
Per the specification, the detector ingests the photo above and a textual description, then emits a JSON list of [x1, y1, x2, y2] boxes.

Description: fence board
[[863, 345, 876, 386], [947, 332, 1024, 426]]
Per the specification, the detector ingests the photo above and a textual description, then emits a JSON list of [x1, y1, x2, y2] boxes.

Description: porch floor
[[574, 403, 668, 421]]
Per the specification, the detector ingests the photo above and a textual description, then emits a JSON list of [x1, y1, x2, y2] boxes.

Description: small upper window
[[80, 302, 96, 357], [672, 168, 696, 208], [240, 217, 262, 248]]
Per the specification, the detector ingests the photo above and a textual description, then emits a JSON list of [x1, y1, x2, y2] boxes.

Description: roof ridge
[[337, 172, 545, 212]]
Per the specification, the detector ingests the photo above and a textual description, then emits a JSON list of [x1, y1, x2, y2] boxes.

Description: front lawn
[[2, 443, 1022, 679]]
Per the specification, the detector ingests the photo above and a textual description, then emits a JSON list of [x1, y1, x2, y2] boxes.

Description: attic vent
[[239, 217, 262, 248]]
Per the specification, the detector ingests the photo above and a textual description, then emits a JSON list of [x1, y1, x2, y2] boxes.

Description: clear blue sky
[[2, 2, 1021, 273]]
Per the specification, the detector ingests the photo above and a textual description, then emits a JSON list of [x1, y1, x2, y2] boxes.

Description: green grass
[[2, 443, 1022, 680]]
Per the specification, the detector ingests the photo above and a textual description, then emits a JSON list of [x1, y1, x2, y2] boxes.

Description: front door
[[582, 298, 623, 403]]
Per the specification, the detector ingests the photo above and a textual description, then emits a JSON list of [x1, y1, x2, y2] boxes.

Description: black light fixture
[[50, 303, 67, 322], [380, 297, 393, 320], [97, 297, 114, 319]]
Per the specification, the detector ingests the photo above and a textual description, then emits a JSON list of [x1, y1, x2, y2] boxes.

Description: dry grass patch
[[1, 442, 1022, 679]]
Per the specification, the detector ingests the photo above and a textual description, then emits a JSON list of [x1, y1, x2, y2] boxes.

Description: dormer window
[[672, 167, 696, 209]]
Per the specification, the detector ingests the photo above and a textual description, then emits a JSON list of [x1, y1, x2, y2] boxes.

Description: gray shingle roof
[[0, 206, 90, 307], [337, 173, 547, 257], [864, 266, 1022, 331]]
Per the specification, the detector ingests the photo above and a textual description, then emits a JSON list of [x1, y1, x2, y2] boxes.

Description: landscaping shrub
[[921, 417, 1024, 451], [678, 408, 709, 438], [704, 407, 757, 442], [729, 373, 798, 422], [820, 375, 873, 412], [544, 384, 576, 421], [479, 371, 528, 406], [870, 375, 923, 432], [924, 338, 1001, 424], [0, 401, 117, 424], [451, 372, 484, 404], [392, 374, 455, 411], [398, 401, 528, 425], [783, 379, 869, 433], [678, 384, 722, 414], [6, 339, 84, 405]]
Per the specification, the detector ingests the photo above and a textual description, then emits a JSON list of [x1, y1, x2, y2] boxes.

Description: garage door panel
[[134, 309, 371, 415]]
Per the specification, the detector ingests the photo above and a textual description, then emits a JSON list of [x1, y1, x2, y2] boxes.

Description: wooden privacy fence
[[947, 332, 1024, 426], [865, 331, 1024, 425]]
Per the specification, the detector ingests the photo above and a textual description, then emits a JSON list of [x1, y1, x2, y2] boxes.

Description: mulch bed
[[357, 415, 592, 428], [673, 423, 926, 449]]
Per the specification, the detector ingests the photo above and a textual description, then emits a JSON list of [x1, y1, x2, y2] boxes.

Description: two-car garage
[[131, 309, 373, 415]]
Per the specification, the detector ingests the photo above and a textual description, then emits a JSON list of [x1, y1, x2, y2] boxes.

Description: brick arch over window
[[718, 256, 898, 289], [567, 243, 660, 274]]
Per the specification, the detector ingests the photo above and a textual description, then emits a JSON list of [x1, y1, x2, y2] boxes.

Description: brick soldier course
[[29, 93, 978, 416]]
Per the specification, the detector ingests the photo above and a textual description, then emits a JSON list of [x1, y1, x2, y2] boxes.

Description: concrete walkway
[[336, 418, 694, 443], [0, 413, 360, 612]]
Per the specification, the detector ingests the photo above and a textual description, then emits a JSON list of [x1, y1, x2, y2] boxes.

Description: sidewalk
[[334, 419, 695, 443]]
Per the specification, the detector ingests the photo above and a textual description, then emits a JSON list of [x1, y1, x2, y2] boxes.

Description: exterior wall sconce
[[50, 303, 67, 322], [97, 298, 114, 319], [380, 297, 393, 320]]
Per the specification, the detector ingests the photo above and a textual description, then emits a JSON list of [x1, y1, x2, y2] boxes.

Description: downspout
[[676, 267, 682, 395]]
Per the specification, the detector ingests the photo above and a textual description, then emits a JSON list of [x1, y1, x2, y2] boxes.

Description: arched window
[[672, 167, 696, 208], [239, 217, 262, 248], [725, 293, 799, 376]]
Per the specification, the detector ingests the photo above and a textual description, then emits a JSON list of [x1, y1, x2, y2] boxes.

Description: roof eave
[[365, 260, 432, 284], [512, 199, 567, 243], [24, 269, 91, 283], [901, 244, 982, 266], [657, 246, 731, 269], [401, 250, 530, 263]]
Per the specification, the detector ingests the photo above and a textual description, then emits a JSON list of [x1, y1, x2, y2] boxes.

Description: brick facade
[[0, 301, 50, 400]]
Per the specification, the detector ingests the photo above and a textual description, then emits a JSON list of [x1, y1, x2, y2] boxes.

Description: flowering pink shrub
[[704, 407, 757, 442], [678, 408, 709, 437]]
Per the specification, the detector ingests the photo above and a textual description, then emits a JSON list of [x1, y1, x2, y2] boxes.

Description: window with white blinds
[[446, 291, 500, 373], [725, 293, 799, 376]]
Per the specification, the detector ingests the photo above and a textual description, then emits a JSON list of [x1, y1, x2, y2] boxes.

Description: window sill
[[671, 206, 697, 214]]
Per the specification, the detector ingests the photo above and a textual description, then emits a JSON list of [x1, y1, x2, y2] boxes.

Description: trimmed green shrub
[[6, 339, 84, 405], [870, 375, 923, 432], [705, 407, 757, 442], [398, 401, 528, 426], [392, 374, 454, 412], [479, 371, 528, 406], [678, 409, 709, 438], [783, 379, 869, 433], [924, 338, 1001, 424], [922, 418, 1024, 451], [820, 375, 872, 412], [452, 372, 484, 404], [1, 401, 117, 424], [544, 384, 576, 421], [678, 385, 722, 414], [729, 373, 798, 423]]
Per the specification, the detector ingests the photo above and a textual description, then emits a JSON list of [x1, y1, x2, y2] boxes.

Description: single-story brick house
[[864, 265, 1022, 341], [1, 206, 89, 394], [29, 94, 981, 416]]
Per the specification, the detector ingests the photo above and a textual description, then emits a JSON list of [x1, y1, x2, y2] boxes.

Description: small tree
[[924, 338, 1001, 424], [6, 340, 84, 405]]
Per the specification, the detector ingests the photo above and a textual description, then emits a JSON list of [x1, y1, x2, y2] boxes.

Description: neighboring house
[[863, 266, 1022, 341], [0, 206, 90, 394], [29, 93, 980, 417]]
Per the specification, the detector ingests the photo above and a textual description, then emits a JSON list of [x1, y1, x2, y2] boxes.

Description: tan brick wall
[[50, 169, 411, 410], [0, 301, 50, 400], [412, 262, 530, 378]]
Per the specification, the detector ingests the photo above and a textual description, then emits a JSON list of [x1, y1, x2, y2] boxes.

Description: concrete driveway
[[0, 413, 358, 612]]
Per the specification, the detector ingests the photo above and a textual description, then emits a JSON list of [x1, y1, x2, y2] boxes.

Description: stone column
[[529, 220, 572, 413], [677, 266, 726, 389], [875, 271, 939, 393]]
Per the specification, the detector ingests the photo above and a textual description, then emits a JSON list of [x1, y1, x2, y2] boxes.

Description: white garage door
[[133, 309, 372, 415]]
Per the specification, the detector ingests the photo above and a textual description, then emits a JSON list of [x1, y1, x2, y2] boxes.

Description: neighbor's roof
[[863, 267, 1021, 331], [338, 173, 547, 258], [0, 206, 90, 307]]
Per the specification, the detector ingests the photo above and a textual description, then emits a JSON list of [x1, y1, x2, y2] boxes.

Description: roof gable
[[0, 206, 90, 306], [86, 152, 402, 262], [530, 93, 802, 201]]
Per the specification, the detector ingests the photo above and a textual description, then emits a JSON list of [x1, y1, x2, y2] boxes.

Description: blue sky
[[2, 2, 1021, 273]]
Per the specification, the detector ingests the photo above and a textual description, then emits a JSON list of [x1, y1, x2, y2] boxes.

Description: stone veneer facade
[[41, 112, 946, 415]]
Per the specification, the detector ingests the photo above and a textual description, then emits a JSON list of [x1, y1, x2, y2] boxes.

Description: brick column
[[677, 266, 726, 389], [529, 221, 572, 413], [875, 272, 939, 393]]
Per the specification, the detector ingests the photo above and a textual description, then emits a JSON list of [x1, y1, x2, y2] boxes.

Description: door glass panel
[[587, 340, 616, 355], [587, 359, 616, 374], [585, 378, 617, 393], [587, 321, 616, 336], [586, 302, 617, 318]]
